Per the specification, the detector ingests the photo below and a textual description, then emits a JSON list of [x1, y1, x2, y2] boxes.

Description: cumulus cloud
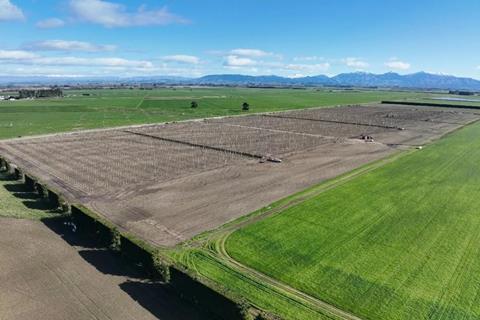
[[385, 58, 411, 70], [34, 57, 152, 68], [0, 51, 152, 68], [283, 63, 330, 73], [69, 0, 188, 27], [56, 57, 150, 68], [23, 40, 116, 52], [343, 57, 369, 69], [289, 73, 306, 78], [224, 55, 257, 67], [162, 55, 200, 64], [0, 0, 24, 21], [222, 54, 330, 75], [36, 18, 65, 29], [0, 50, 38, 60], [293, 56, 324, 62], [229, 48, 273, 58]]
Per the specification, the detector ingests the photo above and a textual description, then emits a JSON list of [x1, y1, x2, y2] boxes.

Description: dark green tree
[[191, 101, 198, 108], [242, 102, 250, 111]]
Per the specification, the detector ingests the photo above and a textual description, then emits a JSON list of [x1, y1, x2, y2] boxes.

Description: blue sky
[[1, 0, 479, 78]]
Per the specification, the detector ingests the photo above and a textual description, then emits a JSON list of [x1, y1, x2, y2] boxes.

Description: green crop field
[[224, 122, 480, 320], [0, 87, 424, 139]]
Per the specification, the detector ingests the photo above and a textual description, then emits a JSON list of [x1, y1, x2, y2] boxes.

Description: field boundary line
[[263, 114, 402, 130], [381, 100, 480, 110]]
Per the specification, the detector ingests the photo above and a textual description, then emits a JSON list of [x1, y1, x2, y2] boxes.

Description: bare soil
[[1, 103, 478, 247], [0, 217, 206, 320]]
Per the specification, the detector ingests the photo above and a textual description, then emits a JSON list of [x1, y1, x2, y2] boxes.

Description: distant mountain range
[[194, 72, 480, 91], [1, 72, 480, 91]]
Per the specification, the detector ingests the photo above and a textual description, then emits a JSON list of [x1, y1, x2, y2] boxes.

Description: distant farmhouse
[[18, 88, 63, 99]]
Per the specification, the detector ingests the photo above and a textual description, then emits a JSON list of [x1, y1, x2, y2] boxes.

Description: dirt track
[[0, 103, 478, 247], [0, 218, 206, 320]]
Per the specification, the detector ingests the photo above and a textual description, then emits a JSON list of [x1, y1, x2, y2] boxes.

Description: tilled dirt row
[[278, 104, 479, 127], [129, 121, 331, 158]]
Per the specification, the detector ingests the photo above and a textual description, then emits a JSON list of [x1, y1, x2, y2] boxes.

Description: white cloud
[[221, 53, 331, 75], [69, 0, 188, 27], [0, 51, 152, 68], [224, 55, 257, 67], [162, 55, 200, 64], [0, 0, 24, 21], [344, 57, 369, 69], [36, 18, 65, 29], [34, 57, 153, 68], [289, 73, 306, 78], [222, 56, 330, 76], [293, 56, 324, 62], [385, 59, 411, 70], [283, 63, 330, 73], [0, 50, 38, 60], [229, 48, 272, 58], [24, 40, 116, 52]]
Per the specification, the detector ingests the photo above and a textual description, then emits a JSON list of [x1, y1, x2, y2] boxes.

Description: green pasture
[[225, 121, 480, 320]]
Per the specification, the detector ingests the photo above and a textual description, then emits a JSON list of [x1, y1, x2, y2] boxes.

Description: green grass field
[[224, 121, 480, 319], [0, 87, 424, 139]]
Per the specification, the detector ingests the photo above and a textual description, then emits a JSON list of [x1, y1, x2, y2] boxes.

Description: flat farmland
[[1, 103, 477, 248], [0, 87, 428, 139], [225, 119, 480, 320]]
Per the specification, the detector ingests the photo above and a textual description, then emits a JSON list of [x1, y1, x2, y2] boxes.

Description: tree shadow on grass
[[0, 172, 15, 181], [3, 178, 62, 213], [120, 280, 210, 320], [4, 183, 31, 193], [22, 198, 60, 211], [10, 192, 39, 200], [3, 180, 42, 202]]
